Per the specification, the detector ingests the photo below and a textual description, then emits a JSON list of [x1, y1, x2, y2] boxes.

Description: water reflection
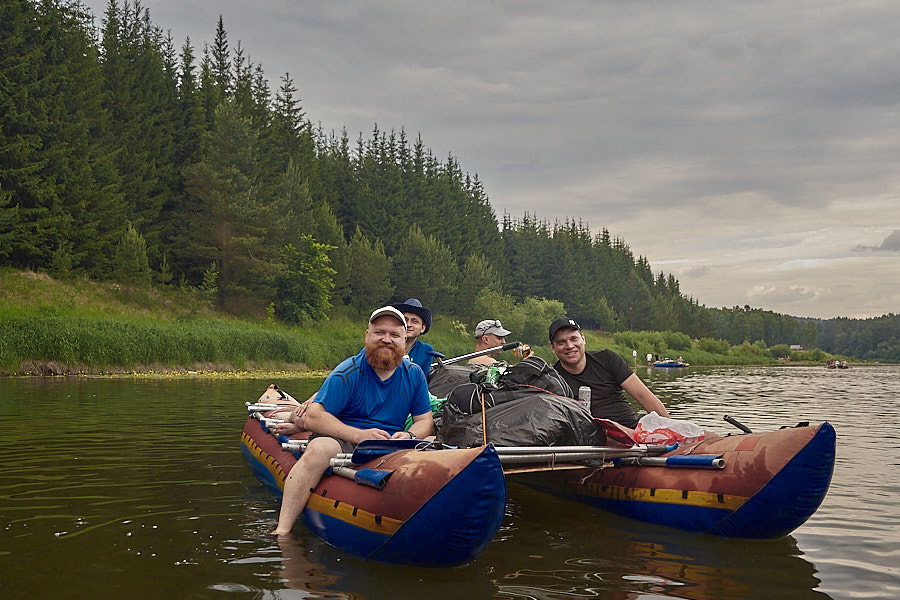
[[264, 530, 497, 600], [487, 483, 831, 600], [2, 368, 899, 599], [271, 535, 346, 598]]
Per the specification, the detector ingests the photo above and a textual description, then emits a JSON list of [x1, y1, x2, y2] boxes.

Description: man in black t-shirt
[[549, 317, 669, 429]]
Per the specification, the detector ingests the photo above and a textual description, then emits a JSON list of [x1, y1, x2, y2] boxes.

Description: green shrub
[[769, 344, 791, 359], [663, 331, 693, 351], [733, 341, 768, 357], [697, 337, 731, 354], [791, 348, 827, 362]]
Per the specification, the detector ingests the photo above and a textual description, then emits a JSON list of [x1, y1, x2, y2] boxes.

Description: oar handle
[[282, 440, 307, 452], [246, 403, 280, 411], [330, 464, 393, 489], [492, 444, 672, 455], [724, 415, 753, 433], [439, 341, 521, 366], [619, 455, 726, 469]]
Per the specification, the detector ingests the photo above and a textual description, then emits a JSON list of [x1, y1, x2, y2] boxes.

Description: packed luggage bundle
[[433, 356, 606, 448]]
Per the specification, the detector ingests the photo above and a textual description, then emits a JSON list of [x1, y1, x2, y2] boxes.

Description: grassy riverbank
[[1, 269, 837, 376]]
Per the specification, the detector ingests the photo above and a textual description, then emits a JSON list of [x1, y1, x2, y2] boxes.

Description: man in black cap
[[548, 317, 669, 428], [391, 298, 438, 376]]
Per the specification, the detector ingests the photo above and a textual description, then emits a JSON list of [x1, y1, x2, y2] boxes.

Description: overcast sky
[[84, 1, 900, 319]]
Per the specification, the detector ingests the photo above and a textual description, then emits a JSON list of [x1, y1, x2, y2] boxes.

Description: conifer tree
[[173, 38, 207, 166], [0, 183, 20, 261], [346, 226, 394, 313], [181, 101, 274, 304], [457, 253, 503, 321], [0, 0, 123, 274], [391, 225, 458, 312], [0, 0, 42, 265], [211, 16, 230, 87], [274, 235, 336, 324], [317, 128, 363, 239], [99, 0, 177, 260], [114, 221, 151, 286]]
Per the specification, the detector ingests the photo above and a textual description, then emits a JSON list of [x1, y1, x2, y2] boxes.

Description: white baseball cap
[[369, 306, 407, 327]]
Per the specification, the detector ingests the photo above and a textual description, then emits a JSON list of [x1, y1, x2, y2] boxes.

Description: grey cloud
[[683, 266, 711, 279], [854, 230, 900, 252], [78, 0, 900, 317], [875, 230, 900, 251]]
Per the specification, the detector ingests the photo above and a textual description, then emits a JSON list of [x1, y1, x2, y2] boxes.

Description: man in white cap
[[468, 319, 513, 365], [273, 306, 434, 536]]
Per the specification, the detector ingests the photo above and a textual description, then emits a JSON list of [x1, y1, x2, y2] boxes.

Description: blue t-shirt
[[315, 349, 431, 434], [407, 339, 435, 377]]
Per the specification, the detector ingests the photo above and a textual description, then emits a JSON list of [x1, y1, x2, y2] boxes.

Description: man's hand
[[353, 428, 392, 443], [390, 430, 415, 440], [514, 343, 533, 359]]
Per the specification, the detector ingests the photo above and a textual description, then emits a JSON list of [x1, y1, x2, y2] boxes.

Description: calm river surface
[[1, 365, 898, 599]]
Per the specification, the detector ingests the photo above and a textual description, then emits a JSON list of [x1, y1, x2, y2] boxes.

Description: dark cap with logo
[[548, 317, 581, 341]]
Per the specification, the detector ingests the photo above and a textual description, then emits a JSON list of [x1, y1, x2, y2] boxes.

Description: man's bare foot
[[271, 422, 302, 436]]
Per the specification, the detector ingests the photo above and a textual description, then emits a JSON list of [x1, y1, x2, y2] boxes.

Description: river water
[[0, 366, 897, 599]]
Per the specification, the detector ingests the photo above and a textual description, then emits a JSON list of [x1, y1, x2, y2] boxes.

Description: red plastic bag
[[633, 411, 705, 445]]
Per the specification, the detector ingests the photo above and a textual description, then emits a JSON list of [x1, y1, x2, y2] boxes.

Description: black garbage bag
[[444, 356, 573, 414], [437, 393, 606, 448], [498, 355, 572, 398], [433, 356, 596, 447], [428, 363, 481, 398]]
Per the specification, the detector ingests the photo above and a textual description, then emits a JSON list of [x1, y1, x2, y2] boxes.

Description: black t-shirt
[[553, 349, 638, 428]]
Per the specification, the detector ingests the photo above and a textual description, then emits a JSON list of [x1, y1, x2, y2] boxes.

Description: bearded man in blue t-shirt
[[273, 306, 433, 536]]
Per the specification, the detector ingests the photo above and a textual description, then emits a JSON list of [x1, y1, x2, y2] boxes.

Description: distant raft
[[652, 358, 690, 368], [240, 388, 507, 568]]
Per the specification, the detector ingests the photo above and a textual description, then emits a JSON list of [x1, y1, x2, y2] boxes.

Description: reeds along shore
[[1, 310, 837, 377], [0, 270, 847, 376]]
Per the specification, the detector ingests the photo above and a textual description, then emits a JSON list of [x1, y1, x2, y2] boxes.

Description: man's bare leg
[[273, 436, 342, 535]]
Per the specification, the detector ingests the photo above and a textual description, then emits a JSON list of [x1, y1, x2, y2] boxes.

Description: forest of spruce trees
[[2, 0, 898, 361]]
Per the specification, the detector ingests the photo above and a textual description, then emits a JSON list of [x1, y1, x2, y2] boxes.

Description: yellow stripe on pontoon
[[241, 431, 286, 485], [580, 481, 747, 510], [241, 431, 403, 534], [306, 493, 403, 535]]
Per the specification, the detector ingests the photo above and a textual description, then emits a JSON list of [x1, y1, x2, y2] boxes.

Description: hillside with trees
[[2, 0, 898, 362]]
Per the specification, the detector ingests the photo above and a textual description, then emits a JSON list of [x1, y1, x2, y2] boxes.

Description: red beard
[[365, 340, 405, 371]]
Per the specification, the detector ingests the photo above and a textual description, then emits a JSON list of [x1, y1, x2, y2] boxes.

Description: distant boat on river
[[653, 357, 689, 368]]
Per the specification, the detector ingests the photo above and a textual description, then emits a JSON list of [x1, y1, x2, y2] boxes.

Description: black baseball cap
[[548, 317, 581, 341]]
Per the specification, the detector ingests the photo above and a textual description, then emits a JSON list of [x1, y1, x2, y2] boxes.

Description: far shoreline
[[4, 359, 886, 378]]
